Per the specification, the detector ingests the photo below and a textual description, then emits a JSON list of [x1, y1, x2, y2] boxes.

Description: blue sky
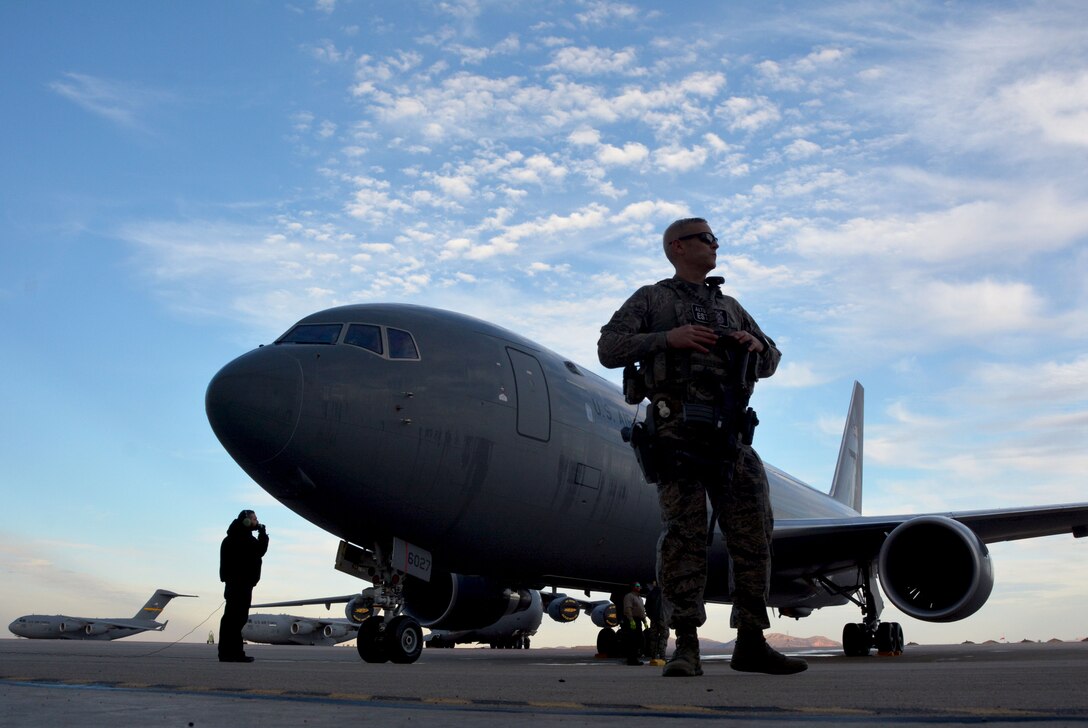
[[2, 0, 1086, 648]]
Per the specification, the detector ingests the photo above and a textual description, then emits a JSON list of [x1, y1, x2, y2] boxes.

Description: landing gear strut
[[821, 563, 904, 657], [338, 540, 425, 664]]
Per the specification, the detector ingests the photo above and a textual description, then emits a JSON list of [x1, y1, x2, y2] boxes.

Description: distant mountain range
[[687, 632, 841, 652], [564, 632, 841, 652]]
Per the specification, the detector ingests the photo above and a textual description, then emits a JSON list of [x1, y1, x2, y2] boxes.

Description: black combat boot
[[730, 628, 807, 675], [662, 629, 702, 677]]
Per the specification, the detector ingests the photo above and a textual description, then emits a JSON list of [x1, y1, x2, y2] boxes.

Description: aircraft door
[[506, 348, 551, 442]]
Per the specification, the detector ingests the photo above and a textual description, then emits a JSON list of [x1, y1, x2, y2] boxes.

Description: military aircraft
[[242, 612, 359, 646], [426, 589, 543, 648], [252, 588, 617, 649], [8, 589, 195, 640], [205, 303, 1088, 664]]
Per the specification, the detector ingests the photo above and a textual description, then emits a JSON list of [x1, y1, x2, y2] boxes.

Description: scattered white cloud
[[717, 95, 781, 132], [998, 71, 1088, 147], [49, 72, 173, 130], [597, 141, 648, 165], [547, 45, 639, 75]]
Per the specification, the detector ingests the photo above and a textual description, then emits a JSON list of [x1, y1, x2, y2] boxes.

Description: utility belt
[[622, 403, 758, 485]]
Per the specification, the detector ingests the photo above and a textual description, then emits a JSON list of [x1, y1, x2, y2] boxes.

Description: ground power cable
[[134, 600, 225, 657]]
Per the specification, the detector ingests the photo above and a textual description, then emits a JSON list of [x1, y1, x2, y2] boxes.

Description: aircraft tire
[[387, 616, 424, 664], [357, 618, 389, 663], [875, 622, 905, 655], [596, 627, 618, 657], [842, 622, 871, 657]]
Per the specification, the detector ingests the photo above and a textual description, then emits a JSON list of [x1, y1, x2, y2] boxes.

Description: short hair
[[662, 217, 708, 261]]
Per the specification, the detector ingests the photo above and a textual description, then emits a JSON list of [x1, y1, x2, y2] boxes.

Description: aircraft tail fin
[[829, 381, 864, 513], [134, 589, 196, 620]]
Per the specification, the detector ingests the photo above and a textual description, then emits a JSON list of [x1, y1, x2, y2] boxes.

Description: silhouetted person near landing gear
[[218, 509, 268, 663]]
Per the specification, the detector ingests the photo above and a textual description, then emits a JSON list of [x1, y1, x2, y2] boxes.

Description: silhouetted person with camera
[[218, 509, 268, 663]]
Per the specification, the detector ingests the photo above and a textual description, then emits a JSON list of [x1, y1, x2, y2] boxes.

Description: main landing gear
[[820, 563, 905, 657], [337, 540, 424, 664], [842, 619, 904, 656]]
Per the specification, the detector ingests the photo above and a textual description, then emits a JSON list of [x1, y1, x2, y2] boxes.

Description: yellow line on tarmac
[[640, 704, 717, 714], [326, 692, 372, 701], [423, 697, 473, 706], [793, 707, 875, 715]]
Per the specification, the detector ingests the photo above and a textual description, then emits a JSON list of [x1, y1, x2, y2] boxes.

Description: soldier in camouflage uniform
[[598, 217, 806, 677]]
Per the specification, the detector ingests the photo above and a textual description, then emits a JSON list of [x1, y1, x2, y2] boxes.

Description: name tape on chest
[[690, 303, 726, 328]]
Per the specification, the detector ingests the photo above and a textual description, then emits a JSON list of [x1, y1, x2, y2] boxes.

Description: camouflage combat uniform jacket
[[597, 275, 779, 633]]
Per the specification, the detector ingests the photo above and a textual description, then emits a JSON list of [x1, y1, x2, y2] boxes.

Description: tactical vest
[[631, 277, 754, 407]]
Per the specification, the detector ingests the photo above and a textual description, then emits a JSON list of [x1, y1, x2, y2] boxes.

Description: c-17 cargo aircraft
[[242, 612, 360, 646], [205, 303, 1088, 664], [8, 589, 195, 640], [253, 587, 617, 649], [255, 587, 561, 644]]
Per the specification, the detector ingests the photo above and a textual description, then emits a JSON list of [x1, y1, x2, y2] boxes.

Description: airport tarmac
[[2, 638, 1087, 726]]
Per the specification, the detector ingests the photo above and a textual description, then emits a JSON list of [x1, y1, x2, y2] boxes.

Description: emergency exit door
[[506, 347, 551, 441]]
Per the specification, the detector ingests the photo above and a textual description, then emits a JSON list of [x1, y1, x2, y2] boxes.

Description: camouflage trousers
[[655, 442, 773, 633], [647, 621, 669, 660]]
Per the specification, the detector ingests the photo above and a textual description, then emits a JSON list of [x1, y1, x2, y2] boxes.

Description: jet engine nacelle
[[60, 620, 86, 634], [877, 515, 994, 622], [401, 572, 534, 630], [344, 596, 374, 624], [590, 601, 618, 628], [323, 623, 355, 639], [546, 595, 581, 623], [290, 620, 317, 635], [83, 622, 111, 636]]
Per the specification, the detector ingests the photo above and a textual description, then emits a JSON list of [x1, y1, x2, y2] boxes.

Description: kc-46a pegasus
[[205, 304, 1088, 664]]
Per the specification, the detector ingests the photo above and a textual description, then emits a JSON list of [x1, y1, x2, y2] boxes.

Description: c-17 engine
[[590, 601, 619, 628], [546, 596, 581, 623], [543, 594, 619, 627], [323, 623, 356, 640]]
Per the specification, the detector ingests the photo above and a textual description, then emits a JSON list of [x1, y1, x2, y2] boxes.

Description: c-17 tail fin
[[829, 381, 864, 514], [134, 589, 196, 620]]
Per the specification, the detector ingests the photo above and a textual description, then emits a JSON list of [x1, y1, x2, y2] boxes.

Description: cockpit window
[[388, 328, 420, 360], [344, 324, 383, 355], [278, 323, 342, 345]]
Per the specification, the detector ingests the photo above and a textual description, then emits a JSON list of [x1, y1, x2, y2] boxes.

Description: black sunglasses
[[673, 232, 718, 246]]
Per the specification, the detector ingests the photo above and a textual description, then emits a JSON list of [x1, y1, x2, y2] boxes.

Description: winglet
[[829, 381, 864, 513]]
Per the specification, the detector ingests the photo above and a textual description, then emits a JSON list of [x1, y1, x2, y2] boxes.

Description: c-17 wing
[[252, 595, 354, 610], [82, 618, 167, 631]]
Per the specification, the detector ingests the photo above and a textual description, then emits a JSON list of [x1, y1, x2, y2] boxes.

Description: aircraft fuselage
[[207, 304, 855, 602]]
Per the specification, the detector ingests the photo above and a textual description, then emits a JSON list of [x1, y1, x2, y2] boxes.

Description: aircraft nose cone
[[206, 348, 303, 466]]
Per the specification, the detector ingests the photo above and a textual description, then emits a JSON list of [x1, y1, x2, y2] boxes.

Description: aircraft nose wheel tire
[[356, 616, 424, 664], [388, 616, 424, 663], [357, 617, 390, 663]]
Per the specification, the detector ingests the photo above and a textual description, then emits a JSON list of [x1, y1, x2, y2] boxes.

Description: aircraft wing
[[772, 503, 1088, 577], [251, 595, 354, 609], [85, 619, 166, 631]]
